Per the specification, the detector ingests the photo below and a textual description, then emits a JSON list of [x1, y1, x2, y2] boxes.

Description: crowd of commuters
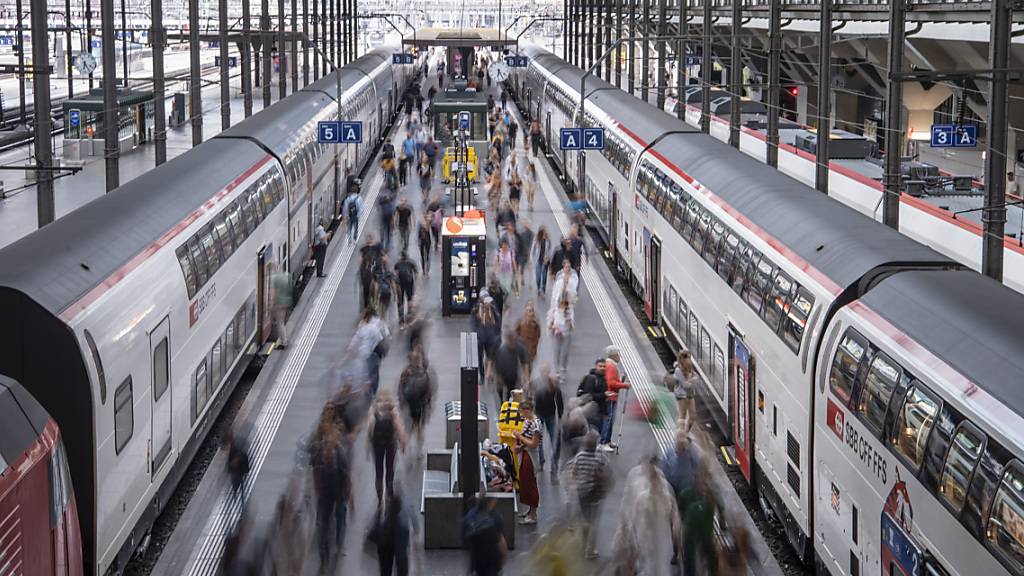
[[220, 50, 755, 576]]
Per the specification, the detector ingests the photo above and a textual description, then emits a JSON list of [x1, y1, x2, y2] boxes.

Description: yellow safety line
[[720, 446, 733, 466]]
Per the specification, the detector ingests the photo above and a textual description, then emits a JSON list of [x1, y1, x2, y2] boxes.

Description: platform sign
[[582, 127, 605, 150], [930, 125, 954, 148], [931, 124, 977, 148], [954, 125, 977, 147], [560, 128, 582, 150], [68, 108, 81, 128], [318, 121, 341, 143], [685, 55, 702, 66], [0, 37, 14, 46], [340, 121, 362, 143], [214, 56, 238, 67], [458, 111, 471, 131], [393, 52, 415, 65]]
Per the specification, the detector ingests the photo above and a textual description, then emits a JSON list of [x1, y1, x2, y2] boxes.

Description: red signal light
[[789, 86, 799, 97]]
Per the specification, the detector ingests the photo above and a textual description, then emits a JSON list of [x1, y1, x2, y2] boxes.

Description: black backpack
[[383, 142, 395, 160], [348, 197, 358, 223], [372, 411, 396, 447]]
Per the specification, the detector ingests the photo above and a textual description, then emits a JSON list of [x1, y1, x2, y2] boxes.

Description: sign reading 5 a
[[318, 121, 363, 144]]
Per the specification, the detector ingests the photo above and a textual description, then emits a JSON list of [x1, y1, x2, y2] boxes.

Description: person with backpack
[[224, 426, 251, 504], [393, 250, 418, 328], [359, 235, 384, 312], [399, 132, 415, 187], [309, 409, 351, 571], [369, 491, 417, 576], [350, 305, 390, 395], [416, 212, 432, 277], [368, 392, 406, 505], [395, 197, 414, 253], [533, 365, 564, 475], [577, 358, 608, 421], [464, 497, 508, 576], [567, 430, 613, 559], [343, 190, 363, 244], [398, 347, 434, 446], [379, 189, 396, 253]]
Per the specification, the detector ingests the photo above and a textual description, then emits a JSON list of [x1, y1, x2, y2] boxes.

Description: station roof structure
[[402, 27, 518, 48]]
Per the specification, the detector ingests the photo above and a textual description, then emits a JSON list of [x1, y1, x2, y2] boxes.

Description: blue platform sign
[[458, 111, 470, 131], [560, 128, 582, 150], [685, 55, 702, 66], [68, 109, 81, 127], [954, 125, 977, 148], [318, 121, 341, 143], [583, 127, 605, 150], [516, 56, 528, 68], [930, 124, 954, 148], [393, 53, 415, 65], [340, 121, 362, 143], [932, 124, 978, 148], [0, 36, 14, 46], [214, 56, 238, 67]]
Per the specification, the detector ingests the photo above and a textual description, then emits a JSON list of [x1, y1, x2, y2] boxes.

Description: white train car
[[516, 47, 1024, 576], [0, 47, 411, 575]]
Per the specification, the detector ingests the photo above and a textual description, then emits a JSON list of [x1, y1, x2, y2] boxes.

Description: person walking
[[673, 351, 698, 427], [514, 301, 541, 378], [515, 400, 542, 524], [378, 189, 396, 253], [508, 117, 519, 150], [500, 88, 508, 110], [270, 264, 292, 348], [533, 365, 564, 475], [547, 295, 574, 377], [395, 196, 414, 253], [428, 194, 444, 252], [417, 153, 432, 201], [464, 497, 508, 576], [313, 221, 329, 278], [368, 392, 406, 505], [579, 359, 609, 438], [417, 212, 432, 277], [494, 239, 518, 297], [472, 298, 501, 386], [343, 189, 363, 244], [516, 219, 534, 292], [532, 226, 552, 295], [393, 251, 418, 328], [530, 118, 542, 157], [400, 132, 416, 187], [359, 235, 384, 312], [525, 161, 538, 211], [349, 306, 390, 395], [310, 415, 351, 571], [566, 431, 613, 559], [399, 347, 434, 446], [370, 492, 416, 576], [492, 330, 529, 404], [600, 346, 630, 452]]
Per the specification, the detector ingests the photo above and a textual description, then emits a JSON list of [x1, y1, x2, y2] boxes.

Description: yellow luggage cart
[[442, 146, 478, 183]]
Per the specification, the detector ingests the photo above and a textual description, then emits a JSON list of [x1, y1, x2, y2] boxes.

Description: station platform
[[153, 84, 784, 576]]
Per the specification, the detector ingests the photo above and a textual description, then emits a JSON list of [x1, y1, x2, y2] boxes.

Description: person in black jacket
[[578, 358, 608, 418], [533, 364, 564, 475]]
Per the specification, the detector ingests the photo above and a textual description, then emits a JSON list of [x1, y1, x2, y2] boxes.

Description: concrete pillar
[[796, 84, 809, 125]]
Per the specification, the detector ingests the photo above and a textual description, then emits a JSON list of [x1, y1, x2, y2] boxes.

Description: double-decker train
[[0, 47, 413, 574], [516, 46, 1024, 576]]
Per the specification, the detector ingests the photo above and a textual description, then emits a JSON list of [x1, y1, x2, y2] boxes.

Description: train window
[[249, 189, 266, 221], [986, 461, 1024, 574], [113, 376, 133, 455], [677, 297, 688, 335], [84, 329, 108, 404], [745, 257, 774, 314], [781, 288, 814, 353], [700, 327, 712, 375], [200, 224, 222, 271], [688, 310, 700, 350], [226, 202, 244, 246], [940, 422, 986, 514], [856, 353, 901, 435], [731, 244, 752, 295], [175, 245, 199, 299], [211, 338, 224, 393], [241, 197, 258, 235], [691, 211, 712, 254], [153, 337, 169, 402], [682, 201, 700, 242], [215, 214, 234, 259], [763, 271, 794, 333], [890, 382, 941, 472], [193, 357, 209, 423], [716, 233, 739, 282], [830, 329, 867, 405], [187, 236, 210, 287], [261, 179, 275, 212], [713, 344, 725, 396], [703, 221, 725, 266]]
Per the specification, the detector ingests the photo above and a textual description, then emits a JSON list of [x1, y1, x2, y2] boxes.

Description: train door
[[525, 89, 532, 121], [729, 326, 755, 482], [643, 230, 661, 321], [609, 185, 618, 261], [148, 315, 172, 476], [256, 245, 274, 344], [545, 111, 552, 158]]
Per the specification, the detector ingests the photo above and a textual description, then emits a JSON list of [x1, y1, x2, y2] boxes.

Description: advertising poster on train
[[730, 330, 753, 482]]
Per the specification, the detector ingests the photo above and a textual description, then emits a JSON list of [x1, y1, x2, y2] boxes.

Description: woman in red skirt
[[515, 400, 542, 524]]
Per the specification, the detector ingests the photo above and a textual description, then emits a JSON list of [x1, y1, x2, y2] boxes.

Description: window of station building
[[987, 461, 1024, 575], [84, 329, 108, 404], [940, 422, 986, 514], [856, 352, 901, 435], [113, 376, 133, 455], [890, 382, 940, 472], [781, 288, 814, 353], [763, 270, 795, 333], [175, 245, 199, 299], [830, 329, 867, 405]]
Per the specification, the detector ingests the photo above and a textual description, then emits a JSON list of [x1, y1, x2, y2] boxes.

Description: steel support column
[[101, 0, 119, 190], [882, 0, 905, 229], [341, 0, 348, 64], [641, 0, 649, 101], [86, 0, 93, 90], [189, 0, 202, 144], [220, 0, 231, 130], [700, 0, 710, 133], [814, 0, 832, 193], [656, 0, 667, 109], [16, 0, 25, 121], [728, 0, 741, 148], [628, 0, 635, 92], [278, 0, 286, 100], [30, 0, 53, 224], [587, 0, 594, 70], [563, 0, 568, 59], [615, 0, 623, 87], [312, 0, 319, 78], [604, 0, 613, 82], [573, 0, 580, 67], [120, 0, 128, 83], [766, 0, 781, 166], [65, 0, 73, 97], [242, 0, 254, 116], [262, 0, 272, 107], [302, 0, 309, 85], [328, 0, 334, 71], [982, 0, 1012, 281], [320, 0, 327, 75], [151, 0, 166, 165], [291, 0, 298, 91], [677, 0, 687, 119]]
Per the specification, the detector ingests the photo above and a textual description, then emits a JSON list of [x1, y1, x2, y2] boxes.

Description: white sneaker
[[597, 444, 614, 453]]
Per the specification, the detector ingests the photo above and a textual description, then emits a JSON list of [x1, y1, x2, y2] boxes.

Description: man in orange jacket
[[599, 345, 630, 452]]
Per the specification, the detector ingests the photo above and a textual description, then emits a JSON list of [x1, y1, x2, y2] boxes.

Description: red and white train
[[517, 46, 1024, 576], [0, 48, 413, 574]]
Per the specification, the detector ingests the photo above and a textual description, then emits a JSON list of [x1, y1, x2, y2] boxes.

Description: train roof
[[860, 269, 1024, 419], [0, 374, 50, 472], [216, 91, 333, 157], [301, 49, 392, 100], [0, 139, 268, 315], [522, 46, 953, 289]]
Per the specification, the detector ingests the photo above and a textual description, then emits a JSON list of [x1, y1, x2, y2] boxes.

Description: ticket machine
[[441, 213, 487, 316]]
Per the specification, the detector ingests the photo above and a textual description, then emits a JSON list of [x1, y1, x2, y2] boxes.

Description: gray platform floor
[[152, 81, 784, 576]]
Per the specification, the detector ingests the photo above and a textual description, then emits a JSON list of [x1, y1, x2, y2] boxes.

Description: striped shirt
[[570, 449, 610, 502]]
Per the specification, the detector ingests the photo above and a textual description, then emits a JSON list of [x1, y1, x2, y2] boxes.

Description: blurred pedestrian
[[343, 189, 363, 243], [516, 219, 534, 291], [525, 161, 537, 211], [310, 413, 351, 571], [534, 365, 564, 475], [428, 194, 444, 252], [566, 430, 612, 559], [508, 172, 522, 215], [547, 295, 575, 377], [508, 117, 519, 150], [514, 301, 541, 379], [530, 118, 542, 156], [532, 226, 552, 295], [515, 400, 542, 524], [223, 426, 251, 503], [600, 346, 630, 452], [550, 257, 580, 310], [472, 298, 501, 387], [359, 234, 384, 311], [369, 491, 416, 576], [673, 351, 698, 427], [395, 197, 414, 253], [399, 347, 434, 446], [464, 497, 508, 576], [313, 220, 329, 278], [485, 274, 508, 330], [493, 330, 529, 403], [394, 250, 418, 328], [379, 188, 396, 253], [417, 212, 433, 277], [400, 132, 415, 186], [417, 153, 432, 201], [494, 239, 517, 297], [368, 392, 406, 504], [613, 457, 681, 576], [350, 306, 390, 395], [579, 359, 609, 449], [375, 254, 396, 322], [269, 475, 308, 575], [270, 264, 292, 349]]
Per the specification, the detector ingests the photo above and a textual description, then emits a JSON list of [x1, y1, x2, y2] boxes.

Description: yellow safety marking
[[721, 446, 734, 466]]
